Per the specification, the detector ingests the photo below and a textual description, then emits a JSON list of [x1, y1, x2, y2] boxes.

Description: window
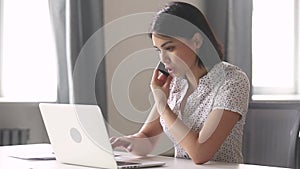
[[0, 0, 57, 102], [252, 0, 300, 100]]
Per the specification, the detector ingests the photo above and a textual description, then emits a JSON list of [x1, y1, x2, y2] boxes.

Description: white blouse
[[160, 61, 250, 163]]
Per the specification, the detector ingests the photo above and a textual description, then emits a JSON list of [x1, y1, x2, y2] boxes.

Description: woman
[[110, 1, 250, 164]]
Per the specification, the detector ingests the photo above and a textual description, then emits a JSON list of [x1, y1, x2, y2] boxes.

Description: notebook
[[39, 103, 165, 169]]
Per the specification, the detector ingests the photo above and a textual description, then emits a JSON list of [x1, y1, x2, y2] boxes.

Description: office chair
[[243, 108, 300, 168]]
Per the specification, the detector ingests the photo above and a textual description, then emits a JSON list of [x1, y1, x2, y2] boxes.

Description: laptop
[[39, 103, 165, 169]]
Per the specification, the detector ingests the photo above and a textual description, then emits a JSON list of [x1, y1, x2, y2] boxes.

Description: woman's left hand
[[150, 69, 173, 115]]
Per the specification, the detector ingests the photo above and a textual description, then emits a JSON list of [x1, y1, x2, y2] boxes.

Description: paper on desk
[[7, 144, 56, 160], [9, 152, 56, 160]]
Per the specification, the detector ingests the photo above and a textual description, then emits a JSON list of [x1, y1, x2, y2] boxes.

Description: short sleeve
[[213, 69, 250, 116]]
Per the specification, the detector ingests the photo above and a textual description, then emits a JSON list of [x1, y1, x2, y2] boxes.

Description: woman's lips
[[166, 66, 174, 74]]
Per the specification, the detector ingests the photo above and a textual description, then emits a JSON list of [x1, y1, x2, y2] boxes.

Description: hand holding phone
[[156, 62, 169, 76]]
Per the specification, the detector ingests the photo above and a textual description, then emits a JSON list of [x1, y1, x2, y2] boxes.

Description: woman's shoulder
[[208, 61, 249, 87], [221, 62, 250, 92], [219, 61, 244, 72], [217, 61, 249, 80]]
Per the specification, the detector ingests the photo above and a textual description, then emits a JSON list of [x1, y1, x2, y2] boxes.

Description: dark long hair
[[149, 1, 224, 68]]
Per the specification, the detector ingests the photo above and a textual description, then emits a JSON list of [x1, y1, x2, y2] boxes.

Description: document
[[8, 144, 55, 160]]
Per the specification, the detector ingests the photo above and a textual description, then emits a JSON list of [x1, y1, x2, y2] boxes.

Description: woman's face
[[152, 33, 200, 78]]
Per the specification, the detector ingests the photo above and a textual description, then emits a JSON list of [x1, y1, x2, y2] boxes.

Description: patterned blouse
[[160, 61, 250, 163]]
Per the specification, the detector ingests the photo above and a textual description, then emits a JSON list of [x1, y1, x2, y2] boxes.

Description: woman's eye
[[165, 46, 175, 51]]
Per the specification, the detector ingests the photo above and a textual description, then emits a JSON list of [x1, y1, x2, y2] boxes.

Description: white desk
[[0, 144, 291, 169]]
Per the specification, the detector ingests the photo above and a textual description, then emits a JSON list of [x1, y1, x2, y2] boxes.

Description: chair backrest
[[243, 108, 300, 168]]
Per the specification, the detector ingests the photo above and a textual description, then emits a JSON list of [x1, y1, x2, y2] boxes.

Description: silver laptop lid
[[39, 103, 118, 168]]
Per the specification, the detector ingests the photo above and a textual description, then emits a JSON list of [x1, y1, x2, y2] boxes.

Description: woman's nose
[[160, 51, 170, 64]]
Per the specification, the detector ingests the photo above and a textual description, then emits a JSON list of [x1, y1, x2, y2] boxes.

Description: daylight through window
[[0, 0, 57, 101], [252, 0, 300, 100]]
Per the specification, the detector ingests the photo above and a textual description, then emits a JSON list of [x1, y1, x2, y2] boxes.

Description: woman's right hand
[[110, 136, 133, 152], [110, 133, 158, 156], [150, 69, 173, 115]]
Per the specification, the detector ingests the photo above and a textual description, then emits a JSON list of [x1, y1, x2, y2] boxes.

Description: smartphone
[[157, 62, 169, 76]]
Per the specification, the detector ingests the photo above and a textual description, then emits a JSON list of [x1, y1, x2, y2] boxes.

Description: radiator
[[0, 128, 30, 146]]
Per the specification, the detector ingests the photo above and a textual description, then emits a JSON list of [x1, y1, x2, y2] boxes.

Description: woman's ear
[[192, 32, 203, 49]]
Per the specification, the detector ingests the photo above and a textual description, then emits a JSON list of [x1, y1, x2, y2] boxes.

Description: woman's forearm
[[160, 106, 210, 163]]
